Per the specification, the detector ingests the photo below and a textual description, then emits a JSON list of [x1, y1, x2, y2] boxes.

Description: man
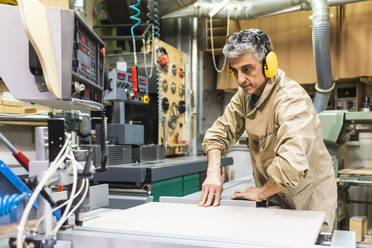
[[199, 29, 337, 232]]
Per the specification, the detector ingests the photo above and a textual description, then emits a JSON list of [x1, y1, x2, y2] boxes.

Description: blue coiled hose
[[153, 1, 160, 39], [0, 193, 27, 217], [129, 0, 141, 65]]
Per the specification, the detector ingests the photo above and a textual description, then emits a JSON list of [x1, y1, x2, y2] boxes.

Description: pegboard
[[156, 40, 188, 156]]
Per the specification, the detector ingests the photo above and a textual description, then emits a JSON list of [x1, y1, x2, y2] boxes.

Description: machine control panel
[[76, 31, 97, 82], [22, 8, 105, 110], [105, 69, 149, 103], [71, 14, 105, 105]]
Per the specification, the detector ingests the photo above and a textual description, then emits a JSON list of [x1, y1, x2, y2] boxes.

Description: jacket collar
[[246, 69, 283, 117]]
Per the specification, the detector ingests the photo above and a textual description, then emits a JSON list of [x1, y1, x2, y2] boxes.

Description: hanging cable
[[210, 0, 230, 73], [143, 0, 155, 78], [0, 193, 27, 217], [142, 27, 155, 78], [153, 0, 164, 142]]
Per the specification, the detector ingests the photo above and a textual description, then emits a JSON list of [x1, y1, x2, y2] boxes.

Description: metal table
[[93, 156, 233, 209], [94, 156, 233, 183]]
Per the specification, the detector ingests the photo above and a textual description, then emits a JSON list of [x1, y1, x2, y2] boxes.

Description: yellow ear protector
[[229, 68, 236, 80], [252, 30, 278, 78]]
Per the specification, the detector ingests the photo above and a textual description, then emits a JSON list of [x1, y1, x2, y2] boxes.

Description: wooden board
[[39, 0, 69, 9], [0, 219, 38, 237], [0, 99, 24, 107], [83, 202, 325, 246], [0, 105, 25, 114], [18, 0, 61, 99], [339, 168, 372, 176]]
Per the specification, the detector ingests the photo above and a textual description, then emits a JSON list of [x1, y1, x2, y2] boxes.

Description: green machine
[[319, 110, 372, 228]]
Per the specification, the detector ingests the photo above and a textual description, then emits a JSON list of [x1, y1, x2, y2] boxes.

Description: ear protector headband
[[251, 29, 278, 78], [229, 29, 278, 79]]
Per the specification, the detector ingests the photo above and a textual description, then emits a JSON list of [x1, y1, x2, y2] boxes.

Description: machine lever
[[132, 65, 138, 98]]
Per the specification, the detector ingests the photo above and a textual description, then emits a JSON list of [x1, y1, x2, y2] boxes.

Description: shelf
[[345, 111, 372, 123]]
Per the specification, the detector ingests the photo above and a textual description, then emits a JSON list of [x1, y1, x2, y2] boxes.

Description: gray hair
[[222, 29, 274, 61]]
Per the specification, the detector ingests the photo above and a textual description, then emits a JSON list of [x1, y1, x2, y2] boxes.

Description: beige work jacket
[[202, 69, 337, 231]]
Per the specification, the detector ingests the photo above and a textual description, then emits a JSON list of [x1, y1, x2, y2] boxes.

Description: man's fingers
[[199, 186, 209, 206], [231, 192, 243, 200], [213, 188, 222, 207], [234, 189, 243, 194], [204, 189, 215, 207]]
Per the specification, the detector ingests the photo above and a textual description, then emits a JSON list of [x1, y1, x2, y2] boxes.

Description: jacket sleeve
[[202, 88, 247, 155], [266, 91, 317, 189]]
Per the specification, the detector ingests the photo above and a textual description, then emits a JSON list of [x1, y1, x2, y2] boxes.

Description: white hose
[[49, 150, 78, 235], [17, 134, 71, 248], [49, 179, 89, 236], [34, 174, 86, 232], [143, 24, 155, 78], [210, 0, 230, 73]]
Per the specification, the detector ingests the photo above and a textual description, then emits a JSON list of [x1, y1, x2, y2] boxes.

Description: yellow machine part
[[0, 0, 18, 5]]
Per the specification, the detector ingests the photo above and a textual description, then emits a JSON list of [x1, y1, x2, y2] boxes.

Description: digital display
[[118, 73, 126, 80]]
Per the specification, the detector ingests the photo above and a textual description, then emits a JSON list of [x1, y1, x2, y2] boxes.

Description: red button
[[100, 48, 105, 57]]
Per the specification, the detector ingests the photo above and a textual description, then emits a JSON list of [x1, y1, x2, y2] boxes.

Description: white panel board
[[83, 202, 325, 246]]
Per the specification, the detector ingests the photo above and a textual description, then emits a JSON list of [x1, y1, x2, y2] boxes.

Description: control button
[[128, 92, 135, 100]]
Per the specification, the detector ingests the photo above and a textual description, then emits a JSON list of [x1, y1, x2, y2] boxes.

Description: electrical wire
[[143, 0, 155, 78], [153, 0, 164, 141], [49, 149, 78, 235], [129, 0, 141, 65], [33, 176, 86, 232], [17, 134, 71, 248], [210, 0, 230, 73], [143, 25, 155, 78], [49, 178, 89, 236]]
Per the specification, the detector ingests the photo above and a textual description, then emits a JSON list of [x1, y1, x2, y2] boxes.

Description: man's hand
[[231, 187, 263, 202], [199, 170, 223, 207], [231, 179, 282, 202]]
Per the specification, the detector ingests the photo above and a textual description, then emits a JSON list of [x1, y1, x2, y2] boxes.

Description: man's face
[[229, 52, 267, 96]]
